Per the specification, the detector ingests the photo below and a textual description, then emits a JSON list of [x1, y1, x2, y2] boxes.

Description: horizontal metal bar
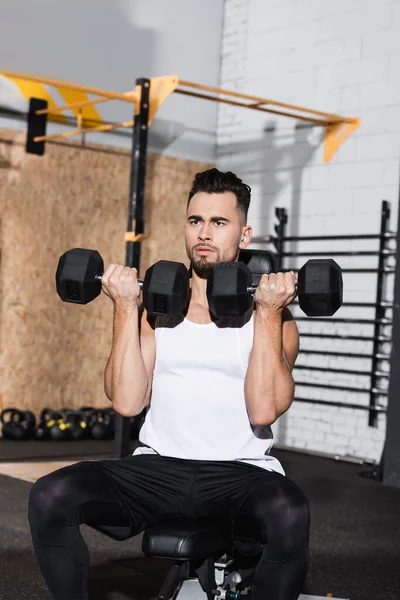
[[251, 233, 396, 243], [334, 268, 392, 274], [1, 69, 138, 103], [285, 268, 395, 274], [281, 250, 396, 257], [175, 89, 330, 125], [300, 349, 390, 359], [294, 397, 387, 412], [178, 79, 354, 122], [36, 90, 137, 115], [296, 381, 387, 393], [295, 317, 392, 324], [298, 332, 392, 342], [341, 302, 393, 308], [34, 118, 134, 143], [292, 300, 393, 309], [294, 365, 390, 378]]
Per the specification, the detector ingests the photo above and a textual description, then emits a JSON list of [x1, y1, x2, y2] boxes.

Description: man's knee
[[28, 468, 78, 530], [252, 479, 310, 561], [270, 482, 310, 559]]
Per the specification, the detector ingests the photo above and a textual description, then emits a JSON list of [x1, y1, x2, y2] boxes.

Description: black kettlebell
[[47, 410, 70, 441], [34, 407, 53, 440], [1, 409, 36, 440], [91, 408, 114, 440], [67, 410, 89, 441]]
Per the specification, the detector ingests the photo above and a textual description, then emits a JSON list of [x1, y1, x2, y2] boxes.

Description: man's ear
[[239, 225, 252, 249]]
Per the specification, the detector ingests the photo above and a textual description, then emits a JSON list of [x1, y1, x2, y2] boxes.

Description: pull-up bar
[[1, 70, 359, 162]]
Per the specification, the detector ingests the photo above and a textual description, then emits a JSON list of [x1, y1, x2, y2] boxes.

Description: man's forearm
[[105, 305, 148, 416], [244, 308, 294, 426]]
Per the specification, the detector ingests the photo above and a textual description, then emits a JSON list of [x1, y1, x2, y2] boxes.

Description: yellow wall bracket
[[147, 74, 179, 125], [324, 118, 360, 162]]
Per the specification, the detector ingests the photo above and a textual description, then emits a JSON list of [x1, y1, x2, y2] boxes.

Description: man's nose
[[198, 223, 212, 241]]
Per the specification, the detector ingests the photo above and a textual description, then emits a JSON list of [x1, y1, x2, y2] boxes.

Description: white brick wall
[[217, 0, 400, 464]]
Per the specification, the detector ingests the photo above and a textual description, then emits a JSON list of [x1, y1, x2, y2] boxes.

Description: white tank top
[[133, 310, 285, 476]]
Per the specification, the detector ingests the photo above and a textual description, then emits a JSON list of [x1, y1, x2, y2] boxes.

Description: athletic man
[[28, 168, 310, 600]]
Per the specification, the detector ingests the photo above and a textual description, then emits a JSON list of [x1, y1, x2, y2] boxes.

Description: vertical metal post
[[273, 207, 288, 271], [113, 78, 150, 459], [382, 190, 400, 488], [369, 201, 391, 427]]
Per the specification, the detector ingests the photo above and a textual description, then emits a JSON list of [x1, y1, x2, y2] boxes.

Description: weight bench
[[137, 249, 348, 600], [141, 515, 349, 600]]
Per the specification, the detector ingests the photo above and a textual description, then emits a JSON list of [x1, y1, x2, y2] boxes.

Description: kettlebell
[[1, 409, 36, 440], [34, 407, 53, 440], [67, 410, 89, 441], [91, 408, 114, 440], [47, 410, 70, 441]]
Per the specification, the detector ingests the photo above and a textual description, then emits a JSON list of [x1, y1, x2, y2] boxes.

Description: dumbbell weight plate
[[298, 259, 343, 317], [206, 262, 254, 318], [142, 260, 190, 316], [56, 248, 103, 305]]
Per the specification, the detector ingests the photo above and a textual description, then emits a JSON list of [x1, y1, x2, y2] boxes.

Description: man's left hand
[[253, 272, 297, 313]]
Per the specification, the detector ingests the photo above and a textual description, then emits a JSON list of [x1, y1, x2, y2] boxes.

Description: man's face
[[185, 191, 252, 277]]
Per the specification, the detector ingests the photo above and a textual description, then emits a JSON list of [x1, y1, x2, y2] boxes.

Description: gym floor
[[0, 444, 399, 600]]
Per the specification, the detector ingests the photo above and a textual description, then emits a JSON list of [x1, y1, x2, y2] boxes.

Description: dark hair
[[187, 168, 251, 222]]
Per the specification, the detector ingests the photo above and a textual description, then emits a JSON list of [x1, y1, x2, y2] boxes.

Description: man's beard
[[187, 246, 239, 279], [191, 255, 218, 278]]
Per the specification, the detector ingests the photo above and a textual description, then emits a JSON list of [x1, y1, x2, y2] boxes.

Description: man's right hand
[[101, 264, 141, 309]]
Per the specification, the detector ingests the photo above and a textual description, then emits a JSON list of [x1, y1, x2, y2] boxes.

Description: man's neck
[[189, 272, 208, 307]]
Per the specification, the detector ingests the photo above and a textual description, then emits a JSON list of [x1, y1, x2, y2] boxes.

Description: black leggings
[[28, 454, 310, 600]]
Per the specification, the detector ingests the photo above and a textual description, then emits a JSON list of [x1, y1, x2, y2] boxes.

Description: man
[[28, 168, 310, 600]]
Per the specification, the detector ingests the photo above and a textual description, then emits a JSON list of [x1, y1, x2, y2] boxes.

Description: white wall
[[0, 0, 224, 162], [217, 0, 400, 464]]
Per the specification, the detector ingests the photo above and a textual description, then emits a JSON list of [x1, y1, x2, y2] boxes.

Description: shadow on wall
[[0, 0, 156, 91], [1, 0, 175, 152], [217, 121, 320, 446]]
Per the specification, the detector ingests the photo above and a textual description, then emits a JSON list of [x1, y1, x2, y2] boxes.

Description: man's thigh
[[231, 473, 310, 560], [86, 454, 205, 529], [192, 460, 285, 517]]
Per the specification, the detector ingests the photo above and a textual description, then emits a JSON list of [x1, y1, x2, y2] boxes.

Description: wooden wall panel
[[0, 130, 211, 417]]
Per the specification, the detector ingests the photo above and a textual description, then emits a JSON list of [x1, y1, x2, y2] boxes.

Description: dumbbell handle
[[247, 282, 298, 295], [94, 274, 144, 289]]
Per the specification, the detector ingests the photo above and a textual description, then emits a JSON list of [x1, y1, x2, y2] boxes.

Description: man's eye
[[215, 221, 224, 226]]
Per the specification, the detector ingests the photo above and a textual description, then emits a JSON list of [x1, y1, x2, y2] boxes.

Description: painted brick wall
[[217, 0, 400, 464]]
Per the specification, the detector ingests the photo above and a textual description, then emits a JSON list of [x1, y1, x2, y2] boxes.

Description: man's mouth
[[195, 247, 214, 254]]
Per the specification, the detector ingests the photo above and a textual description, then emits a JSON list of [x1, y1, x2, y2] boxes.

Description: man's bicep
[[282, 307, 299, 371], [139, 306, 156, 406]]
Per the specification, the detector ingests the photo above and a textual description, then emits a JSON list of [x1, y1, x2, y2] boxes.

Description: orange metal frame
[[1, 70, 359, 162]]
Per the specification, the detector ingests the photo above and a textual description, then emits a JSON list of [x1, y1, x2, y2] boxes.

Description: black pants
[[28, 454, 310, 600]]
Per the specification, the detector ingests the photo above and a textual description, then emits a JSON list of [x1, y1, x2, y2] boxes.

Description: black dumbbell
[[56, 248, 190, 316], [206, 259, 343, 318]]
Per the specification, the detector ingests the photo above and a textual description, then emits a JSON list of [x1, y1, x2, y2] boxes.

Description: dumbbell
[[56, 248, 190, 316], [206, 259, 343, 318]]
